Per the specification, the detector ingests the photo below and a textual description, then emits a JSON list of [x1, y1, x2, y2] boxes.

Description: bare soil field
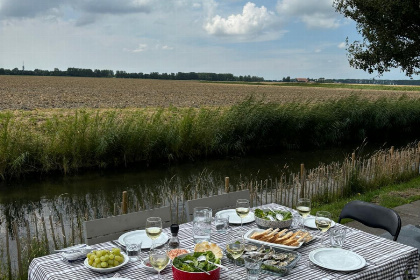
[[0, 76, 419, 110]]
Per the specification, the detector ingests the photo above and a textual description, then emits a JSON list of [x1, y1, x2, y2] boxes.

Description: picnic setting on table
[[28, 192, 419, 280]]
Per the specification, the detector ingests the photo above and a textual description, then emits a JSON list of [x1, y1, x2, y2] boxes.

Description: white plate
[[243, 228, 303, 250], [118, 230, 169, 249], [216, 209, 255, 224], [309, 248, 366, 271], [84, 252, 129, 273], [304, 216, 336, 229]]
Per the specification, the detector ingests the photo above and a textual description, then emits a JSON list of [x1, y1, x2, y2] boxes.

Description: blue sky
[[0, 0, 412, 80]]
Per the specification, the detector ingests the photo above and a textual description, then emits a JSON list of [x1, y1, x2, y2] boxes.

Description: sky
[[0, 0, 413, 80]]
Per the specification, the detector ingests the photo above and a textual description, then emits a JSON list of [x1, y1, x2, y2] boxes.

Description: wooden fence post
[[41, 216, 49, 254], [13, 222, 23, 279], [122, 191, 128, 214], [60, 213, 67, 247], [49, 215, 58, 249], [300, 163, 305, 198], [225, 177, 230, 193], [5, 222, 12, 280], [25, 220, 32, 256]]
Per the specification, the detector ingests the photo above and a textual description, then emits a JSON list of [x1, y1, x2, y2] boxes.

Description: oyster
[[272, 253, 288, 261], [263, 260, 279, 266], [244, 244, 258, 252]]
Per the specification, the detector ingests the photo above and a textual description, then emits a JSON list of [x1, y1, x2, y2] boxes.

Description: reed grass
[[1, 95, 420, 179]]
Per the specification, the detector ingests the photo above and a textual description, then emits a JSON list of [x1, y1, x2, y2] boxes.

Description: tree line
[[0, 67, 264, 82]]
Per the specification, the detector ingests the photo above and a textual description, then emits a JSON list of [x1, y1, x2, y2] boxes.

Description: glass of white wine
[[236, 199, 250, 233], [146, 217, 162, 248], [296, 198, 311, 228], [148, 245, 169, 280], [315, 211, 332, 246], [226, 233, 245, 280]]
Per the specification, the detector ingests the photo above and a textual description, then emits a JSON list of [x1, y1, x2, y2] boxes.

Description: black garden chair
[[338, 200, 402, 241]]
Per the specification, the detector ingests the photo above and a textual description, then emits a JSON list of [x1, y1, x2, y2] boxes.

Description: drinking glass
[[296, 198, 311, 228], [193, 207, 212, 243], [146, 217, 162, 248], [236, 199, 250, 233], [244, 255, 262, 280], [329, 228, 349, 248], [315, 211, 332, 246], [226, 233, 245, 280], [214, 213, 229, 233], [148, 245, 169, 280], [123, 235, 142, 262]]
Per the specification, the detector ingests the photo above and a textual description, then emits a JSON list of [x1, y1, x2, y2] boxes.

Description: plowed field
[[0, 76, 419, 110]]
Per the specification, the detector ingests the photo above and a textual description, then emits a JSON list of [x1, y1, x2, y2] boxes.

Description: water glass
[[214, 213, 229, 233], [123, 235, 142, 262], [193, 207, 212, 243], [244, 256, 262, 280], [329, 228, 348, 248]]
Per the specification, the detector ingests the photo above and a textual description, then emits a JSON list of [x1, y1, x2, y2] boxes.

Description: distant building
[[295, 78, 309, 83]]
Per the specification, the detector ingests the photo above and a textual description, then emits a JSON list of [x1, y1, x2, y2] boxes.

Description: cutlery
[[197, 255, 228, 270], [268, 207, 284, 221], [184, 260, 210, 275]]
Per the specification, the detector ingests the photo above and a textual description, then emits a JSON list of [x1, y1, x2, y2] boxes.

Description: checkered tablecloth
[[28, 203, 419, 280]]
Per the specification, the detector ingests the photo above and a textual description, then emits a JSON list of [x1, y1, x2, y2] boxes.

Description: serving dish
[[83, 252, 129, 273], [244, 228, 309, 250], [254, 208, 293, 229], [309, 248, 366, 271], [172, 252, 221, 280], [225, 243, 301, 277], [215, 209, 255, 224]]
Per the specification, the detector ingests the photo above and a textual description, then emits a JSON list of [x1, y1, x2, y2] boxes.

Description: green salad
[[173, 251, 220, 272], [254, 208, 292, 221]]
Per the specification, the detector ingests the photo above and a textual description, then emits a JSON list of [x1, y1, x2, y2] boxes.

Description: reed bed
[[2, 95, 420, 179], [1, 142, 419, 279]]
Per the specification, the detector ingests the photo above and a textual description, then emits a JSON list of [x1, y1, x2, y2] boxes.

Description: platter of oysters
[[225, 243, 301, 276]]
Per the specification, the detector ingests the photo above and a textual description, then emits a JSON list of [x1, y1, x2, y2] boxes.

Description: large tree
[[334, 0, 420, 77]]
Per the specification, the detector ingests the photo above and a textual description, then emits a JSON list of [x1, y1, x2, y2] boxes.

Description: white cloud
[[276, 0, 341, 29], [204, 2, 278, 38], [338, 42, 346, 49], [133, 44, 148, 52], [161, 45, 174, 50]]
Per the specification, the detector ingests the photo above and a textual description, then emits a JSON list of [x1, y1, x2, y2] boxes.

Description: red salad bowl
[[172, 253, 220, 280]]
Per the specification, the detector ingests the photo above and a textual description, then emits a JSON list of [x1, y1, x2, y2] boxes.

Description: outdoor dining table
[[28, 203, 419, 280]]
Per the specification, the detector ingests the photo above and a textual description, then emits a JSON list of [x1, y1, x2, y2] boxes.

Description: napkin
[[59, 244, 93, 261]]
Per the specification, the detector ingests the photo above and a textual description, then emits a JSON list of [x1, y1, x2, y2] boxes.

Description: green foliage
[[334, 0, 420, 77], [1, 95, 420, 179]]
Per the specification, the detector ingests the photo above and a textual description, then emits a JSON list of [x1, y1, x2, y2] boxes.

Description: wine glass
[[226, 233, 245, 280], [236, 199, 250, 233], [148, 245, 169, 280], [315, 211, 332, 246], [296, 198, 311, 228], [146, 217, 162, 248]]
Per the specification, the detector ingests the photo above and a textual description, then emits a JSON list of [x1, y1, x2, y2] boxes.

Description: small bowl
[[255, 209, 293, 229], [172, 253, 220, 280], [83, 252, 129, 273]]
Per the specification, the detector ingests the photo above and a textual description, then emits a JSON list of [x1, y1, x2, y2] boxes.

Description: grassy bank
[[1, 95, 420, 179], [210, 81, 420, 92], [312, 176, 420, 222]]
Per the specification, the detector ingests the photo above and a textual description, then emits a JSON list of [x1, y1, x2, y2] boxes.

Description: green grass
[[205, 81, 420, 92], [312, 176, 420, 222], [2, 95, 420, 179]]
